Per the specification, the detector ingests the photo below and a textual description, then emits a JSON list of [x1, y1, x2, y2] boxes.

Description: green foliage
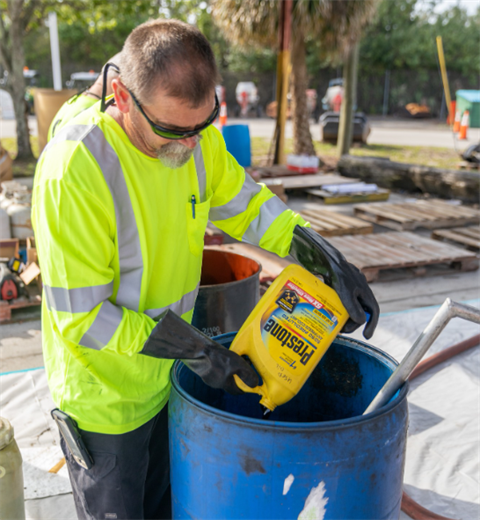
[[360, 0, 480, 76], [13, 0, 480, 97]]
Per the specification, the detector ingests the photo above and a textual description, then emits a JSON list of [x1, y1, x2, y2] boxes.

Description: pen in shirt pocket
[[191, 194, 196, 219]]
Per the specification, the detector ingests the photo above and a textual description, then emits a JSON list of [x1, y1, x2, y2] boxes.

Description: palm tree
[[211, 0, 378, 156]]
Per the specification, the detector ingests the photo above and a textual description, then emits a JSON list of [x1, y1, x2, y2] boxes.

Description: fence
[[4, 60, 478, 119], [220, 67, 479, 118]]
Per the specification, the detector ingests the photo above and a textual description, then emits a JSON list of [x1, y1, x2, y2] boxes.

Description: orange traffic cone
[[452, 109, 461, 133], [447, 100, 456, 125], [219, 102, 227, 129], [458, 110, 469, 140]]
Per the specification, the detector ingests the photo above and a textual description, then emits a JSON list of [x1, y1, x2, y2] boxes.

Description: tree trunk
[[337, 155, 480, 203], [290, 33, 315, 156], [337, 43, 359, 157], [2, 3, 33, 160]]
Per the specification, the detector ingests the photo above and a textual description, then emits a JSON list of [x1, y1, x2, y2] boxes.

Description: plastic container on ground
[[34, 88, 76, 152], [1, 182, 26, 212], [0, 417, 25, 520], [192, 249, 260, 337], [0, 206, 10, 238], [169, 333, 408, 520], [286, 154, 319, 173], [6, 191, 33, 239], [222, 125, 252, 167]]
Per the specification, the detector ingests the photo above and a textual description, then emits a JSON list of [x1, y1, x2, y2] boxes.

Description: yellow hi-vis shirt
[[47, 93, 98, 141], [32, 103, 307, 434]]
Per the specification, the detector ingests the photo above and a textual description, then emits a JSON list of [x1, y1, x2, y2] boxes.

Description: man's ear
[[112, 79, 131, 114]]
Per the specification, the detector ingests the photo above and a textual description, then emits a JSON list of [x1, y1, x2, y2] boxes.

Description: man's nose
[[178, 136, 199, 149]]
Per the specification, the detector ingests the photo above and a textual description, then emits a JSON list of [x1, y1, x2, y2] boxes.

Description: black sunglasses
[[100, 62, 219, 140], [129, 89, 219, 140]]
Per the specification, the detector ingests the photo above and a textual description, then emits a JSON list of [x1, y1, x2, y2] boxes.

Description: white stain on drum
[[298, 481, 328, 520], [283, 474, 295, 495]]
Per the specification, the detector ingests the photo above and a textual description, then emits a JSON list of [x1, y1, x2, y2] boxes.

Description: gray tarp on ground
[[0, 300, 479, 520]]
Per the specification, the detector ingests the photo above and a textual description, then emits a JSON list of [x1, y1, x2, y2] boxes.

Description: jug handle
[[233, 374, 263, 395]]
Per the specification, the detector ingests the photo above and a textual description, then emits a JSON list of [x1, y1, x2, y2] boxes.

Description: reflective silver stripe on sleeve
[[81, 126, 143, 312], [144, 283, 200, 320], [209, 173, 262, 222], [79, 301, 124, 350], [193, 145, 207, 203], [41, 124, 95, 159], [242, 196, 289, 245], [44, 282, 113, 313]]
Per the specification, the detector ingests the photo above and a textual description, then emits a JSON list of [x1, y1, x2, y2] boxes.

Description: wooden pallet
[[458, 160, 480, 171], [354, 199, 480, 231], [255, 164, 315, 178], [328, 232, 479, 282], [431, 225, 480, 251], [300, 208, 373, 237], [306, 188, 390, 205], [0, 295, 42, 323], [263, 173, 358, 191]]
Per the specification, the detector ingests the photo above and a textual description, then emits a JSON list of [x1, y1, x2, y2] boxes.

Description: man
[[47, 53, 121, 141], [32, 19, 378, 520]]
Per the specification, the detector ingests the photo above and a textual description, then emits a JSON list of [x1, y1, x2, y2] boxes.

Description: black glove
[[141, 310, 258, 395], [289, 225, 379, 339]]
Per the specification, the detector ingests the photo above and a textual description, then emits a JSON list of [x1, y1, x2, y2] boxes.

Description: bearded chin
[[156, 142, 196, 169]]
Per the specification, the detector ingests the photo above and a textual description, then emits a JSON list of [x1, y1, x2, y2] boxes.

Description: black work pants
[[60, 406, 171, 520]]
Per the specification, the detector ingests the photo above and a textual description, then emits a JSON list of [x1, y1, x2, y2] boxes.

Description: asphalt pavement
[[224, 116, 480, 150]]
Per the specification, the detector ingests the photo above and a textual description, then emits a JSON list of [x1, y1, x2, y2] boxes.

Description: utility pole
[[48, 12, 62, 91], [436, 36, 452, 125], [337, 43, 359, 157], [273, 0, 292, 165]]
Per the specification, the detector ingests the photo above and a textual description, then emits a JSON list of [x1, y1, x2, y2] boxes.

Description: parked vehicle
[[319, 111, 371, 144], [321, 78, 344, 112], [234, 81, 261, 117], [66, 71, 100, 90]]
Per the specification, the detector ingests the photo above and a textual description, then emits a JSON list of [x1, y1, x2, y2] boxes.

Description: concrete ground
[[1, 191, 478, 375], [2, 115, 480, 150], [0, 115, 38, 138]]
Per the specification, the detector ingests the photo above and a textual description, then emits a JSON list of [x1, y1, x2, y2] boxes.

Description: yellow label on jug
[[231, 265, 349, 411]]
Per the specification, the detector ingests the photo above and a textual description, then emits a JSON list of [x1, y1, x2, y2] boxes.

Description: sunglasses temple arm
[[100, 62, 120, 113]]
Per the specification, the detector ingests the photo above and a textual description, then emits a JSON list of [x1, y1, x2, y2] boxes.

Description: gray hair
[[120, 19, 220, 107]]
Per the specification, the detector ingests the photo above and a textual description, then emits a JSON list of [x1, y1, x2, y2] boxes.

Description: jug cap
[[0, 417, 14, 450]]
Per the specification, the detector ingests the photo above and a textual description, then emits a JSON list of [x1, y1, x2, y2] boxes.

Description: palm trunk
[[290, 33, 315, 156], [337, 43, 359, 157]]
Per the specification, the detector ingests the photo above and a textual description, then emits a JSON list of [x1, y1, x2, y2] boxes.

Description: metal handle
[[363, 299, 480, 415]]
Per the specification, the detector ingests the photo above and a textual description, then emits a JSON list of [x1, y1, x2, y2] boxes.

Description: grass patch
[[1, 136, 39, 177], [251, 137, 461, 170]]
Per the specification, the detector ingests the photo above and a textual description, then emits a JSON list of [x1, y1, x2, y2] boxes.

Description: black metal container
[[192, 249, 261, 337]]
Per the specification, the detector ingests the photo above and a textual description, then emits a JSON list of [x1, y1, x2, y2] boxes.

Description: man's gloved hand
[[290, 225, 379, 339], [141, 310, 258, 395]]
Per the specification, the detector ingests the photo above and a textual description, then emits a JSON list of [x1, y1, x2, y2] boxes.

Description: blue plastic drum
[[222, 125, 251, 167], [169, 333, 408, 519]]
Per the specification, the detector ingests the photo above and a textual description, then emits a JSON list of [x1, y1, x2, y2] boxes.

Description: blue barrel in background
[[169, 334, 409, 520], [222, 125, 251, 167]]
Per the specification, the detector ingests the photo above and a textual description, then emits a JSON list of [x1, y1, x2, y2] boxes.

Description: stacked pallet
[[328, 232, 479, 282], [300, 208, 373, 237], [353, 199, 480, 231], [431, 225, 480, 251]]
